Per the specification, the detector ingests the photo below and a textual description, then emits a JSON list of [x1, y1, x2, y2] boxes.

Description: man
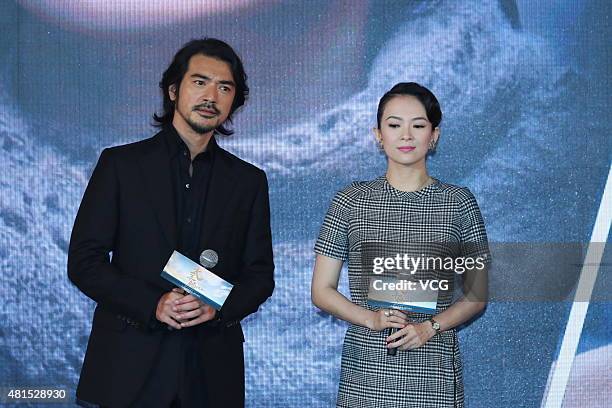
[[68, 38, 274, 408]]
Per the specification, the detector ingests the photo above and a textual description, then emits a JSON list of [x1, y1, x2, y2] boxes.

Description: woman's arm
[[311, 254, 408, 331], [432, 263, 489, 331], [386, 265, 489, 350]]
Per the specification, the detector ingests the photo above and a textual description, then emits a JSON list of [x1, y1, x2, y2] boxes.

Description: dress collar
[[378, 175, 440, 200]]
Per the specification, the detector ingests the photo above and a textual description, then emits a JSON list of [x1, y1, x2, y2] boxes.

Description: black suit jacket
[[68, 128, 274, 407]]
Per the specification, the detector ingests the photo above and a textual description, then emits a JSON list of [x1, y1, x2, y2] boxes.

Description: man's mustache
[[193, 103, 219, 114]]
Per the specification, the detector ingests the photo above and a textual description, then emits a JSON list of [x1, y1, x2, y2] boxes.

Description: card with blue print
[[161, 251, 233, 310]]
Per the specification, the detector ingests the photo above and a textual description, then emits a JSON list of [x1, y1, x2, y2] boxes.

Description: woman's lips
[[397, 146, 416, 152]]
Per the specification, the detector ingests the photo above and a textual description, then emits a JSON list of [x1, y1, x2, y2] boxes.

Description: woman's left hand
[[386, 321, 436, 351]]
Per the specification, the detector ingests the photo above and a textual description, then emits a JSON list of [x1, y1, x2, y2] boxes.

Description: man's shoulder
[[102, 133, 160, 158], [217, 144, 266, 178]]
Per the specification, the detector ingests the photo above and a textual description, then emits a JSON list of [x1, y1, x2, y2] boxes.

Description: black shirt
[[163, 125, 216, 262]]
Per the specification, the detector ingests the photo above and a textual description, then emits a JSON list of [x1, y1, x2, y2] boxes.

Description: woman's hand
[[386, 321, 436, 351], [368, 309, 409, 331]]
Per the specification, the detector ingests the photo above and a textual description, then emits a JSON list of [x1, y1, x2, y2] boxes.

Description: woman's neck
[[386, 162, 432, 192]]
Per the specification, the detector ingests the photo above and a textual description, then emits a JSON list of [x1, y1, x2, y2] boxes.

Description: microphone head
[[199, 249, 218, 269]]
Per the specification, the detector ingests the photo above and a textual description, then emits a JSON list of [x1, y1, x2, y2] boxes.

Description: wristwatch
[[427, 317, 441, 335]]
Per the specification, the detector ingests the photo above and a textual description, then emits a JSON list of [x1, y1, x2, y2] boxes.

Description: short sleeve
[[458, 188, 492, 266], [314, 190, 351, 261]]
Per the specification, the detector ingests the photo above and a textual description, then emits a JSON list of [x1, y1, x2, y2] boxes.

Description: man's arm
[[218, 170, 275, 325], [67, 149, 161, 326]]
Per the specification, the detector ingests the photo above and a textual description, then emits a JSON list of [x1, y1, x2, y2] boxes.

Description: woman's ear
[[433, 127, 441, 145], [373, 127, 382, 146]]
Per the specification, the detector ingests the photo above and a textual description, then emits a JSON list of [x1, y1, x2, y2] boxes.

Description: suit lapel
[[137, 131, 177, 250], [200, 142, 237, 250]]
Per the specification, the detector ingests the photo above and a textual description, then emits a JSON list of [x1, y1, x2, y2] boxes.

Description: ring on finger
[[384, 310, 390, 317]]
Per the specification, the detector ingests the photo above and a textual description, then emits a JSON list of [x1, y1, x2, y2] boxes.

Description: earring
[[429, 140, 437, 152], [377, 140, 384, 150]]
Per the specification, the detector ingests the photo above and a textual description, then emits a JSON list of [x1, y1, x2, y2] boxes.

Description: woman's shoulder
[[433, 179, 478, 203], [335, 177, 386, 200]]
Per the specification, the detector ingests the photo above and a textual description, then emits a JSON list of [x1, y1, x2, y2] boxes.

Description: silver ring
[[384, 311, 390, 317], [389, 310, 394, 316]]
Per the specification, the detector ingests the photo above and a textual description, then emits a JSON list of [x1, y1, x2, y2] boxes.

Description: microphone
[[387, 327, 398, 356], [199, 249, 218, 269]]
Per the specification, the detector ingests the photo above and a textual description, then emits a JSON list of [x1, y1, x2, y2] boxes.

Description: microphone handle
[[387, 327, 398, 356]]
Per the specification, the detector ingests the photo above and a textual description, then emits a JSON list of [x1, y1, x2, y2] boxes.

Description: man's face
[[170, 54, 236, 136]]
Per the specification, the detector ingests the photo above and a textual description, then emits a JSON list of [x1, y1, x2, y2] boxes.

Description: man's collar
[[163, 125, 217, 159]]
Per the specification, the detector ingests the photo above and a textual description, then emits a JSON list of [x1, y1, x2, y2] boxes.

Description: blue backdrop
[[1, 1, 610, 407]]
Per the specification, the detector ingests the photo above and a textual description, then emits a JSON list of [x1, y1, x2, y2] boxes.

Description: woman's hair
[[153, 38, 249, 136], [376, 82, 442, 129]]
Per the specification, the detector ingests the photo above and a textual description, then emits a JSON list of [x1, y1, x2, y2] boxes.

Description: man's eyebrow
[[190, 73, 235, 87], [190, 73, 211, 80]]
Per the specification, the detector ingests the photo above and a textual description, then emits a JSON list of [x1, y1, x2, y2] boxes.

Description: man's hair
[[153, 38, 249, 136], [376, 82, 442, 129]]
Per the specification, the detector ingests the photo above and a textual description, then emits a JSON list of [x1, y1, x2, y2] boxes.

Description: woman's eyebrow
[[385, 115, 429, 121]]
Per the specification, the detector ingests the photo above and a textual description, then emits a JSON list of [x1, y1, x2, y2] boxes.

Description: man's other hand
[[155, 290, 185, 330], [172, 292, 217, 328]]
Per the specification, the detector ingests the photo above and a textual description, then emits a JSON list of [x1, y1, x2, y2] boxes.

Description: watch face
[[432, 321, 440, 330]]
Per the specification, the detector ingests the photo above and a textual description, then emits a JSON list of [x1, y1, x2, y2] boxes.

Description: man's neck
[[172, 121, 214, 160]]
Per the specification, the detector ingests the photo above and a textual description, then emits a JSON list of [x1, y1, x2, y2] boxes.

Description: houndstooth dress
[[315, 176, 491, 408]]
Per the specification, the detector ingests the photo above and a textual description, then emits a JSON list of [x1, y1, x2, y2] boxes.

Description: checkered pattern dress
[[315, 176, 491, 408]]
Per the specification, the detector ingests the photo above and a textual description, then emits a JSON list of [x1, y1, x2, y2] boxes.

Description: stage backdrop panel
[[1, 1, 610, 407]]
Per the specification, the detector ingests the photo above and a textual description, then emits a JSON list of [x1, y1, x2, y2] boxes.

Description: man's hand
[[172, 291, 217, 328], [155, 290, 186, 330], [156, 289, 217, 329]]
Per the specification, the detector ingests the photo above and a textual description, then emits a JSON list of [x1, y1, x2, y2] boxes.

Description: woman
[[312, 82, 490, 407]]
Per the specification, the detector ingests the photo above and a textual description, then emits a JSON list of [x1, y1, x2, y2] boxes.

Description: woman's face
[[374, 95, 439, 170]]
